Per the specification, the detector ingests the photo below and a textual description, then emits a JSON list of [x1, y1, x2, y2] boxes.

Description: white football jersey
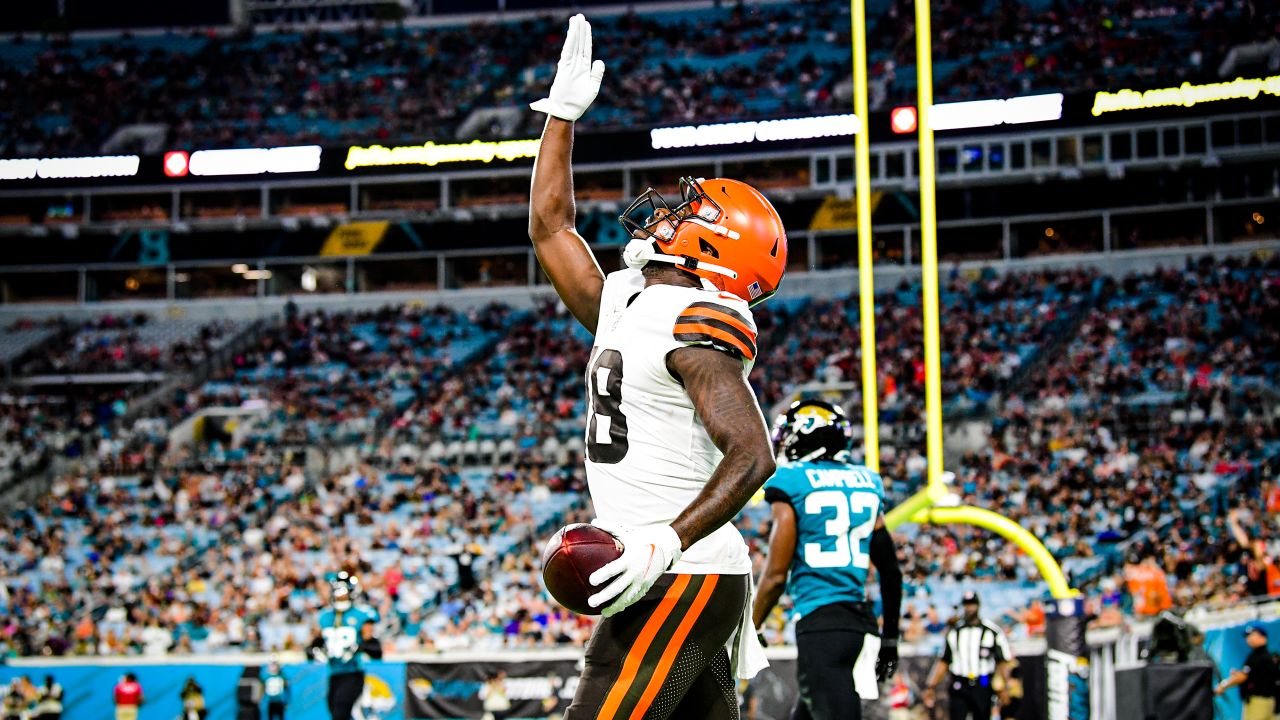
[[584, 269, 759, 575]]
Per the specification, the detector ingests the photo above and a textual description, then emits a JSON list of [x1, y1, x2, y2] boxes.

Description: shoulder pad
[[673, 298, 757, 361]]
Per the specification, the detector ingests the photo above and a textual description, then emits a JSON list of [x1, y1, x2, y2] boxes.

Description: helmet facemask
[[619, 177, 741, 287]]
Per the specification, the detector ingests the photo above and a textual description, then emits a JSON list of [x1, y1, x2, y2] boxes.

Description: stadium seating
[[0, 257, 1276, 656], [0, 0, 1258, 157], [16, 315, 246, 376]]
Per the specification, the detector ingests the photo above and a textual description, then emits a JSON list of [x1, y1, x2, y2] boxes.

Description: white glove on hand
[[587, 520, 683, 617], [530, 14, 606, 122]]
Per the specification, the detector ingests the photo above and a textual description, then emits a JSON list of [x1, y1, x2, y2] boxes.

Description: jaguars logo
[[356, 674, 397, 720], [408, 678, 434, 701], [793, 404, 837, 433]]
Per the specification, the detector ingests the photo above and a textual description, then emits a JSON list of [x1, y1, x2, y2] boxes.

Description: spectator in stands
[[0, 260, 1275, 655], [1123, 552, 1174, 617], [0, 0, 1260, 155], [1228, 508, 1280, 598]]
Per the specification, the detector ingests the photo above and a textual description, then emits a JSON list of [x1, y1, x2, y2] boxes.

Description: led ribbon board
[[929, 93, 1064, 130], [0, 155, 140, 181], [1092, 75, 1280, 116], [344, 139, 541, 170], [650, 115, 859, 150], [891, 93, 1065, 133], [167, 145, 323, 177]]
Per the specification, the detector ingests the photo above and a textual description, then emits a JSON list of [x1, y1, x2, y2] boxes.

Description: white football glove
[[529, 14, 606, 122], [587, 520, 683, 617]]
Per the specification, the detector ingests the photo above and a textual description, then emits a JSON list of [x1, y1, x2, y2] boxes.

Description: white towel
[[729, 575, 770, 680], [853, 633, 881, 700]]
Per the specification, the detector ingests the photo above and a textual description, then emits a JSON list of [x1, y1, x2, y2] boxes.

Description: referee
[[923, 592, 1014, 720], [1215, 624, 1277, 720]]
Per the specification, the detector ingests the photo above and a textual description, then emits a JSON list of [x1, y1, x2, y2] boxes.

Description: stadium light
[[163, 151, 190, 177], [889, 106, 918, 134]]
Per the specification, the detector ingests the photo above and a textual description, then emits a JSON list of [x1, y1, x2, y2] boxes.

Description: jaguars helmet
[[331, 571, 360, 612], [771, 399, 853, 463]]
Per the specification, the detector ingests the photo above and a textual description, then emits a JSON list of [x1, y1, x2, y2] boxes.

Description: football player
[[308, 572, 382, 720], [528, 15, 786, 720], [751, 400, 904, 720]]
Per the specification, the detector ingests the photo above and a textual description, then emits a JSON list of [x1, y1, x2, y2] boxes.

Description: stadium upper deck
[[0, 0, 1268, 158]]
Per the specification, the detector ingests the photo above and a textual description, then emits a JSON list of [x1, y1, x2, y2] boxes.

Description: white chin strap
[[623, 238, 740, 290]]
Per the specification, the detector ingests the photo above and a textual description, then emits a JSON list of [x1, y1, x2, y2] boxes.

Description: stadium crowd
[[0, 0, 1265, 157], [15, 315, 242, 376], [0, 256, 1276, 656]]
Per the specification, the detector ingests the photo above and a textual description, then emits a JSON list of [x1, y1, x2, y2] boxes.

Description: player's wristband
[[881, 637, 898, 647]]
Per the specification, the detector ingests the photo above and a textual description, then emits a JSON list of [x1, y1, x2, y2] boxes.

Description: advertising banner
[[404, 658, 578, 719], [321, 221, 391, 256]]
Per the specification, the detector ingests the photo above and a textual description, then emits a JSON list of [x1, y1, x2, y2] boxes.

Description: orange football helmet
[[620, 177, 787, 305]]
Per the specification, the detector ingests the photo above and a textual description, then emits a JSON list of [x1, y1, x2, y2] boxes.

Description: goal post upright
[[850, 0, 880, 472]]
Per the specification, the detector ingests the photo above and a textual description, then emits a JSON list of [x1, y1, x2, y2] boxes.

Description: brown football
[[541, 523, 624, 616]]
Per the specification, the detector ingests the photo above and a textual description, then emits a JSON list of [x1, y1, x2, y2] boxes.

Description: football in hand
[[541, 523, 623, 615]]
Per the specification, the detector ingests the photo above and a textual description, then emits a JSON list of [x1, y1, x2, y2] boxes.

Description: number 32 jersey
[[585, 269, 758, 575], [762, 461, 884, 620]]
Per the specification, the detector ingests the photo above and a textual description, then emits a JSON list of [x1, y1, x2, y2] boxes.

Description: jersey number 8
[[802, 490, 880, 569], [587, 349, 629, 463]]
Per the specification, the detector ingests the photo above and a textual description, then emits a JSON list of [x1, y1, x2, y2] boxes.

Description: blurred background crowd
[[0, 255, 1275, 658]]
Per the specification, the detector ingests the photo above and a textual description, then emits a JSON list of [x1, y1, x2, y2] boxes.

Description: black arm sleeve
[[869, 524, 903, 640], [763, 486, 790, 504]]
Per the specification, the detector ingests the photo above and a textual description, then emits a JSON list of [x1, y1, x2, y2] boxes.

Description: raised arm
[[529, 118, 604, 332], [528, 14, 607, 332]]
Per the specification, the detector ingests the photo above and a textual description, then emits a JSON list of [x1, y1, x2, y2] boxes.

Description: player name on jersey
[[803, 467, 880, 490]]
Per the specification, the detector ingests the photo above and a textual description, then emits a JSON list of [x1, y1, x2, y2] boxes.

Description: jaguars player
[[308, 572, 382, 720], [529, 15, 787, 720], [752, 400, 904, 720]]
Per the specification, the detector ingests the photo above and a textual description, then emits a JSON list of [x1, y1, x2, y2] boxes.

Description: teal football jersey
[[762, 460, 884, 620], [317, 605, 379, 675]]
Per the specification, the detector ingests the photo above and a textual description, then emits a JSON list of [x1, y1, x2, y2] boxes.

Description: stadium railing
[[0, 218, 1275, 307]]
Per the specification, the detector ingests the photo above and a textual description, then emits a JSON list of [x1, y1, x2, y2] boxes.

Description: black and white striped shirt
[[941, 619, 1012, 678]]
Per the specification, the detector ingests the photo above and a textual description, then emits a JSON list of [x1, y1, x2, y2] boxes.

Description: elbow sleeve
[[870, 525, 903, 640]]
